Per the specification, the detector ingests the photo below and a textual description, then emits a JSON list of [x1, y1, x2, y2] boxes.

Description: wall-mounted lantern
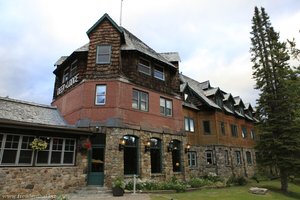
[[119, 138, 126, 151], [144, 140, 151, 153], [167, 140, 174, 152], [185, 143, 191, 153]]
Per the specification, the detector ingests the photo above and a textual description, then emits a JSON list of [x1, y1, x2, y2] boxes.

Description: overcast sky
[[0, 0, 299, 106]]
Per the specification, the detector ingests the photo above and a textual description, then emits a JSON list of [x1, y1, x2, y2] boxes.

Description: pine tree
[[250, 6, 300, 192]]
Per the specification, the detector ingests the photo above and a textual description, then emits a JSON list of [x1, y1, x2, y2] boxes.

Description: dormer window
[[154, 65, 165, 81], [62, 67, 69, 83], [215, 96, 223, 107], [138, 58, 151, 75], [239, 107, 244, 115], [96, 45, 111, 64], [70, 60, 78, 77]]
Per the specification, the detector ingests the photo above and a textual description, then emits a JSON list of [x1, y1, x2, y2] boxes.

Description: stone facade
[[0, 153, 88, 196], [103, 127, 188, 187]]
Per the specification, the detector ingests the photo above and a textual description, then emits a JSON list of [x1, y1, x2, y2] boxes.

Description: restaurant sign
[[57, 74, 79, 96]]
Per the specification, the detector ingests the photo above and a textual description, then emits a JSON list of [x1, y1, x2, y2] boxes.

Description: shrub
[[226, 176, 247, 186], [188, 177, 211, 188]]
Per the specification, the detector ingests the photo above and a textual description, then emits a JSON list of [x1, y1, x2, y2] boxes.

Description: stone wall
[[0, 153, 87, 196], [188, 145, 256, 179], [104, 127, 188, 187]]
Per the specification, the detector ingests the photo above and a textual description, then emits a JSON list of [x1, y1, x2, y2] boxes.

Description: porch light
[[167, 140, 174, 152], [185, 143, 191, 153], [119, 138, 126, 151], [144, 140, 151, 153]]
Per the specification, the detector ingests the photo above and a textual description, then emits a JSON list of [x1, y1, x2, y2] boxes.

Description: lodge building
[[0, 13, 257, 195]]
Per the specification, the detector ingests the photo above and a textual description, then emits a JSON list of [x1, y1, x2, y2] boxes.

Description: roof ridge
[[0, 96, 56, 109]]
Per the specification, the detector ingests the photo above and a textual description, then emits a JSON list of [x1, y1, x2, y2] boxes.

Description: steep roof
[[121, 28, 176, 68], [0, 97, 67, 127], [180, 74, 221, 110], [55, 13, 177, 69]]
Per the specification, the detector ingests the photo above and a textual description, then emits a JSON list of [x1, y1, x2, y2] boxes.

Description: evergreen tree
[[250, 6, 300, 192]]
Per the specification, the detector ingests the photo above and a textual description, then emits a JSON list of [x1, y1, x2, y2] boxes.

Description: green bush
[[226, 176, 247, 186], [188, 177, 212, 188]]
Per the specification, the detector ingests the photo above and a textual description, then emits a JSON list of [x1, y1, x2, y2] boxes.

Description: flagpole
[[120, 0, 123, 26]]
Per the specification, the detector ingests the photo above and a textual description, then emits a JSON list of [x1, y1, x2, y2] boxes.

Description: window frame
[[235, 151, 242, 165], [206, 150, 214, 165], [95, 85, 107, 105], [150, 138, 162, 173], [188, 151, 197, 167], [62, 67, 70, 83], [246, 151, 252, 165], [224, 150, 230, 165], [138, 58, 151, 76], [132, 89, 149, 112], [220, 121, 226, 135], [203, 120, 211, 135], [242, 126, 247, 138], [160, 97, 173, 117], [154, 65, 165, 81], [70, 60, 78, 77], [231, 124, 238, 137], [184, 117, 195, 132], [0, 133, 76, 166], [96, 45, 112, 64]]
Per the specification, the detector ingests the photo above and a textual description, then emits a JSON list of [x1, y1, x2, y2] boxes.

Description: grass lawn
[[150, 180, 300, 200]]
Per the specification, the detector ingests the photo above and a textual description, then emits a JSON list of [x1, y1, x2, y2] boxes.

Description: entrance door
[[87, 134, 106, 186]]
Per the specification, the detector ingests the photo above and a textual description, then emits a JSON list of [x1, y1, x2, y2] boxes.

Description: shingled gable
[[86, 13, 123, 36]]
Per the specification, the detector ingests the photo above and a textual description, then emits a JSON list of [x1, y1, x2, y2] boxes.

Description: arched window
[[123, 135, 139, 175], [170, 139, 181, 172], [150, 138, 162, 173]]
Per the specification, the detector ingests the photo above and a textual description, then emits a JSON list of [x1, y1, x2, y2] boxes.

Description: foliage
[[188, 177, 212, 188], [30, 138, 48, 151], [56, 194, 68, 200], [112, 177, 125, 189], [226, 176, 247, 186], [250, 6, 300, 192]]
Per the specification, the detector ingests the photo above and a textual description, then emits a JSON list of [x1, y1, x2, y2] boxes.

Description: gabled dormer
[[203, 87, 224, 108], [85, 13, 124, 80], [233, 96, 245, 118], [223, 93, 235, 114], [244, 103, 254, 120]]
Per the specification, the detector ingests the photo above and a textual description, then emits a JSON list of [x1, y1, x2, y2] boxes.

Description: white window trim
[[96, 45, 112, 64], [138, 58, 151, 76], [132, 89, 149, 112], [160, 97, 172, 117], [188, 151, 197, 167], [95, 85, 107, 105], [154, 66, 165, 81]]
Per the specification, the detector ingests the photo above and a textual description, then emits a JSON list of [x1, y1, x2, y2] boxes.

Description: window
[[239, 107, 244, 115], [170, 140, 181, 172], [138, 58, 151, 75], [231, 124, 238, 137], [123, 135, 139, 175], [215, 96, 223, 107], [62, 67, 69, 83], [206, 150, 213, 165], [250, 130, 255, 140], [0, 134, 75, 166], [150, 138, 162, 173], [132, 90, 148, 111], [246, 151, 252, 165], [188, 151, 197, 167], [160, 98, 172, 116], [220, 122, 226, 135], [235, 151, 242, 165], [70, 60, 78, 77], [224, 150, 230, 165], [96, 45, 111, 64], [95, 85, 106, 105], [154, 66, 165, 80], [184, 117, 195, 132], [203, 121, 211, 134], [242, 126, 247, 138]]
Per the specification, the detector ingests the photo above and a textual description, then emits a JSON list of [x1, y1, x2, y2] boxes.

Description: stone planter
[[112, 187, 124, 196]]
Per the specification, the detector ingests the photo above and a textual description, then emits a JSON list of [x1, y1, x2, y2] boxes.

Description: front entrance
[[87, 133, 106, 185]]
